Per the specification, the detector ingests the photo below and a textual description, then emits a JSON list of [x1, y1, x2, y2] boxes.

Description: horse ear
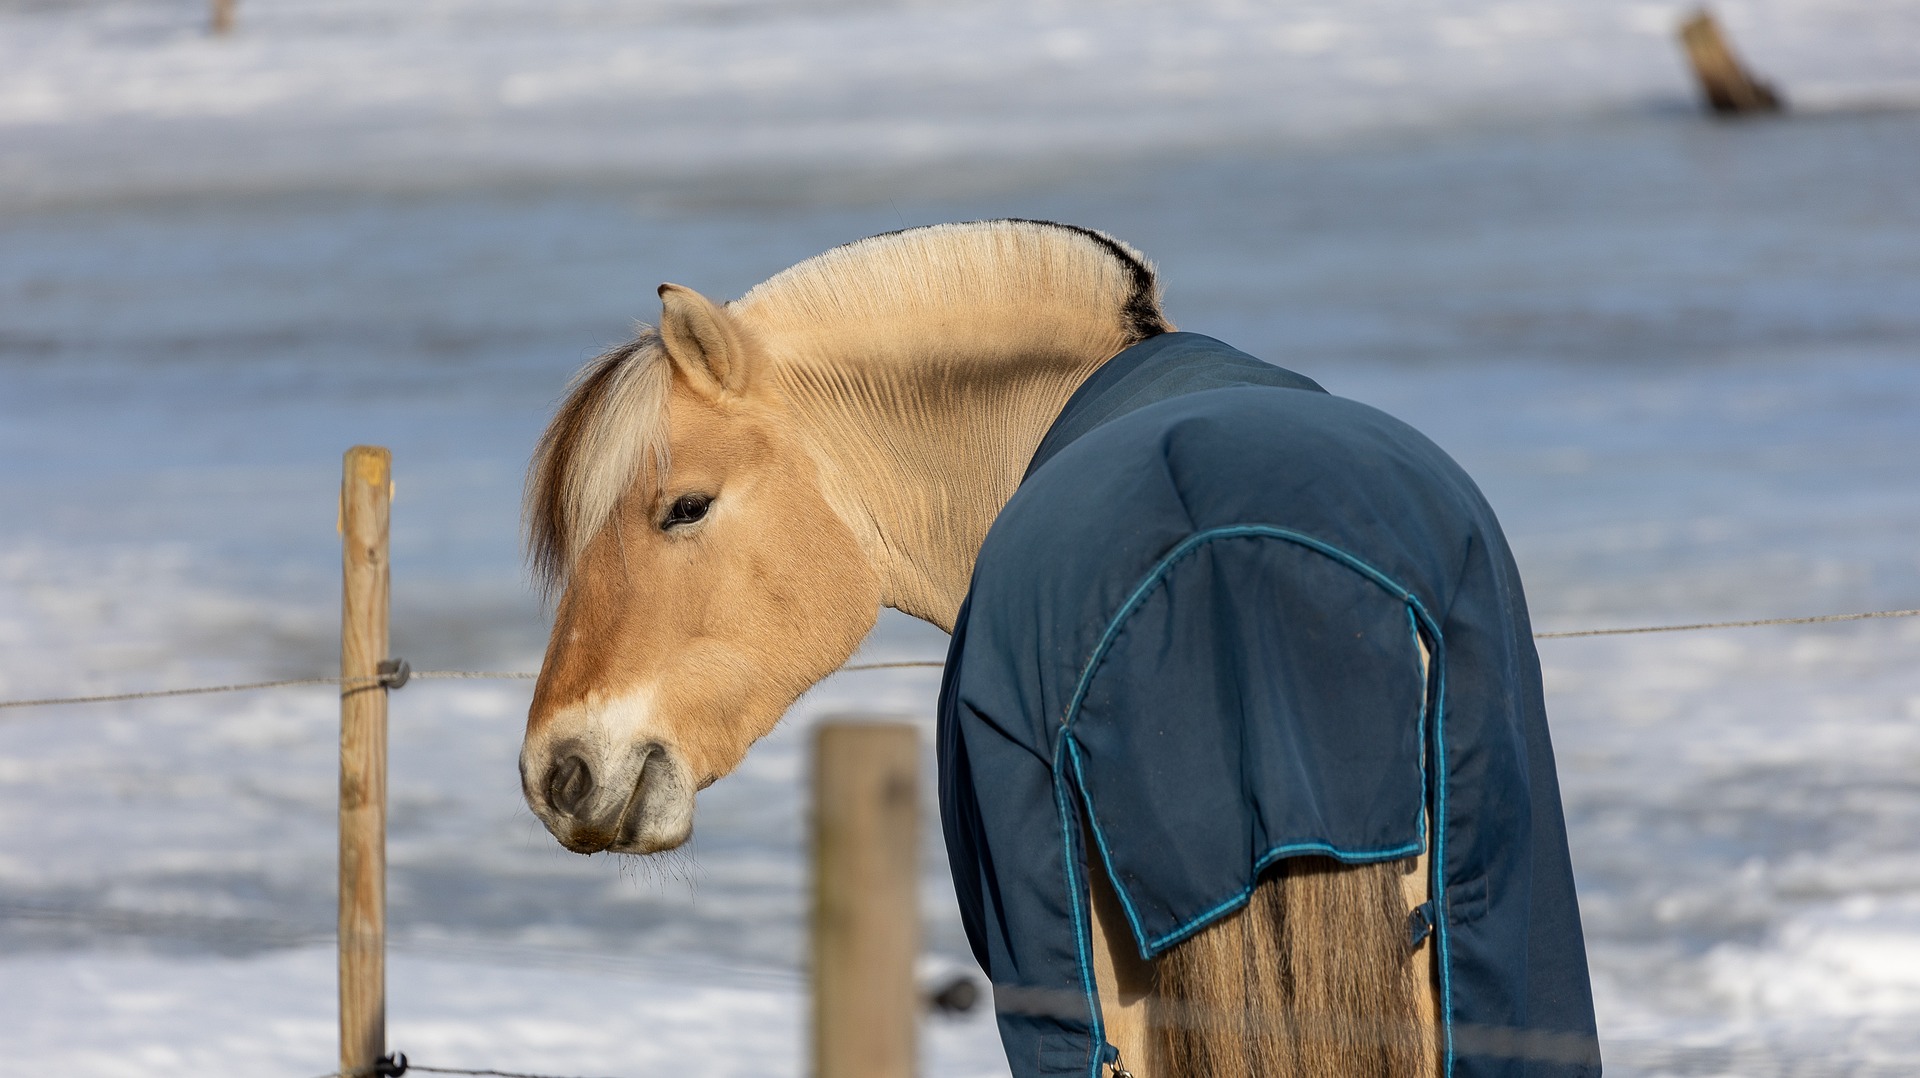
[[657, 283, 751, 398]]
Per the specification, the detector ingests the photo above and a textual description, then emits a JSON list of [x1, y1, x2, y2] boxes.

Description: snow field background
[[3, 1, 1920, 1075]]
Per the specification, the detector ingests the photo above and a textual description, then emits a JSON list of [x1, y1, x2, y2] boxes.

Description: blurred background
[[2, 1, 1919, 1074]]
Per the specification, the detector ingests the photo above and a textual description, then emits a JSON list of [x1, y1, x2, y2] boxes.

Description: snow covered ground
[[3, 1, 1920, 1075], [4, 0, 1920, 208]]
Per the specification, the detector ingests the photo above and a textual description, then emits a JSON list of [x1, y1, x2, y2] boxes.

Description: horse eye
[[663, 493, 712, 529]]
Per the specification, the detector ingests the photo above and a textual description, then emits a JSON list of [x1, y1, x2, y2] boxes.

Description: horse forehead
[[666, 391, 794, 465]]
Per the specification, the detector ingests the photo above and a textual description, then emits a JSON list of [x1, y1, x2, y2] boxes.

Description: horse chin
[[608, 746, 697, 854]]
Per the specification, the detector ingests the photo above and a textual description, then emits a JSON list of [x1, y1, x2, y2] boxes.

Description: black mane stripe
[[833, 218, 1170, 344], [999, 218, 1170, 343]]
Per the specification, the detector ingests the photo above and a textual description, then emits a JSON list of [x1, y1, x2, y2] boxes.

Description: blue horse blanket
[[937, 332, 1599, 1078]]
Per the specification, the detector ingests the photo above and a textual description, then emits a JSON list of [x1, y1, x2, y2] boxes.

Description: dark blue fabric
[[937, 332, 1600, 1078]]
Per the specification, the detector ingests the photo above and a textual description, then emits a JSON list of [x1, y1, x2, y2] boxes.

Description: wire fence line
[[7, 884, 1910, 1076], [395, 1065, 626, 1078], [0, 660, 936, 712], [1531, 606, 1920, 639], [311, 1059, 631, 1078], [15, 878, 1901, 1078], [290, 1030, 1920, 1078], [6, 596, 1919, 1077], [5, 902, 1909, 1077], [9, 892, 1905, 1078], [1, 607, 1915, 714]]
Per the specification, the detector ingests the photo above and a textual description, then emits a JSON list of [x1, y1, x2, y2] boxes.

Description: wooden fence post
[[340, 446, 393, 1078], [812, 721, 920, 1078], [210, 0, 236, 35]]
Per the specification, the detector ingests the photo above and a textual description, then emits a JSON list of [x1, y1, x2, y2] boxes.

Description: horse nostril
[[547, 754, 594, 817]]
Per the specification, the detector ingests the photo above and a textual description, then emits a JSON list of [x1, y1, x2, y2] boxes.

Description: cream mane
[[735, 219, 1167, 363], [525, 219, 1169, 593]]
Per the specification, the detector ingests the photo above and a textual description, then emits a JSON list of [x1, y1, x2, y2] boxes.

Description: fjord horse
[[519, 220, 1438, 1076]]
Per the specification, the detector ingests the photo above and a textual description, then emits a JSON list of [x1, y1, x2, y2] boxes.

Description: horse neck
[[767, 336, 1117, 632]]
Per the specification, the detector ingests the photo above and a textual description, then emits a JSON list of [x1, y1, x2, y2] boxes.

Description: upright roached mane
[[523, 219, 1168, 594]]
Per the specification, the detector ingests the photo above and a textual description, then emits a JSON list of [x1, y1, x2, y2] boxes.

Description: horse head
[[519, 284, 882, 855], [518, 220, 1167, 857]]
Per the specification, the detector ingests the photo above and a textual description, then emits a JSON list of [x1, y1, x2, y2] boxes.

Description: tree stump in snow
[[1679, 9, 1783, 116]]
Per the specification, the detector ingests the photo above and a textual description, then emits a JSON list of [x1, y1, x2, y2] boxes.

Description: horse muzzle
[[521, 737, 695, 855]]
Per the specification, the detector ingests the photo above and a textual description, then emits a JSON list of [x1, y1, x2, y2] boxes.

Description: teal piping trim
[[1068, 735, 1420, 956], [1427, 623, 1455, 1078], [1066, 736, 1152, 953], [1154, 836, 1423, 953], [1052, 524, 1455, 1077], [1408, 604, 1431, 852], [1050, 734, 1108, 1078], [1061, 526, 1425, 731]]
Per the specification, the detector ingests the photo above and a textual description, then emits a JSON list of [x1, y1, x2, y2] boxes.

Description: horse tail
[[1151, 856, 1434, 1078]]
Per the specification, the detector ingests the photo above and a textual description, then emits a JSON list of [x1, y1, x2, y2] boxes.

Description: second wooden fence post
[[340, 445, 392, 1078], [812, 720, 920, 1078]]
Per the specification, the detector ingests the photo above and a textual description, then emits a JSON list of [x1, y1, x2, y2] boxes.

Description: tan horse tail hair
[[1153, 857, 1432, 1078]]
